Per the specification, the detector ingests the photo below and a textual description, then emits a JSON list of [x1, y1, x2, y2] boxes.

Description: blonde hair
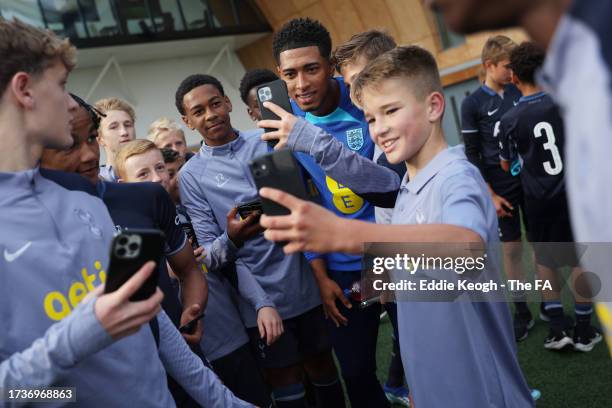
[[115, 139, 159, 180], [351, 46, 442, 106], [0, 19, 76, 93], [481, 35, 517, 64], [94, 97, 136, 123], [147, 117, 185, 144]]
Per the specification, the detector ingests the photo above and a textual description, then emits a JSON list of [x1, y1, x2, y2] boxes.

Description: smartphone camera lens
[[116, 247, 126, 257], [129, 242, 139, 252], [118, 236, 128, 245]]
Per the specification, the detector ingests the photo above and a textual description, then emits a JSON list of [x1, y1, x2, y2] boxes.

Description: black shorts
[[486, 168, 526, 242], [247, 305, 331, 369], [525, 195, 579, 268], [210, 342, 272, 407]]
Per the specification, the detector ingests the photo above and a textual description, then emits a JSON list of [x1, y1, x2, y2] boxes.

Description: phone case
[[256, 79, 293, 146], [104, 229, 165, 301], [237, 199, 263, 219], [249, 150, 310, 216]]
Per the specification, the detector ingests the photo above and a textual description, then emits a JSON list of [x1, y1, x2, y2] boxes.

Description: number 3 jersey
[[498, 92, 566, 200]]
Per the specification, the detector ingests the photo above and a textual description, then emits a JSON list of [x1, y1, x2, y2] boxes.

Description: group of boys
[[1, 0, 609, 407]]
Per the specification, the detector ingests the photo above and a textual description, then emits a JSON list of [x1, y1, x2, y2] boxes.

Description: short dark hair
[[509, 42, 545, 85], [239, 68, 278, 104], [272, 18, 332, 64], [332, 30, 396, 73], [161, 147, 181, 164], [70, 93, 105, 130], [175, 74, 224, 115]]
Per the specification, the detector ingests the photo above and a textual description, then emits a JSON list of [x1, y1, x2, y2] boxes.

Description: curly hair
[[175, 74, 224, 115], [239, 68, 278, 104], [508, 42, 545, 85], [272, 18, 331, 63]]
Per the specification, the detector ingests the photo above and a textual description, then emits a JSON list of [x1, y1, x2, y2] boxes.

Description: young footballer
[[257, 46, 534, 407], [0, 19, 179, 406], [95, 96, 136, 181], [273, 19, 389, 408], [148, 117, 194, 161], [161, 147, 273, 407], [461, 36, 533, 340], [332, 29, 410, 407], [499, 42, 602, 351], [176, 74, 345, 408]]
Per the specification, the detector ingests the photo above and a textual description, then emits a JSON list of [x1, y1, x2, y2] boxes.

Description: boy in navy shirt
[[499, 42, 602, 352], [461, 36, 533, 340]]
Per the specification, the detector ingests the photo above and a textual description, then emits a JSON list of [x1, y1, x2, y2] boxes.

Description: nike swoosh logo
[[487, 108, 499, 116], [4, 241, 32, 262], [217, 178, 230, 187]]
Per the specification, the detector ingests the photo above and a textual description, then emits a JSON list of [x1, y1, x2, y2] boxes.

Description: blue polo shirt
[[391, 146, 533, 407]]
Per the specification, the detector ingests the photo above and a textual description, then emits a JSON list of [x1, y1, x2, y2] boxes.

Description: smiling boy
[[258, 46, 534, 407]]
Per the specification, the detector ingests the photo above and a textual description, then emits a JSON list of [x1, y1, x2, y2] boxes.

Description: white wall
[[67, 49, 255, 163]]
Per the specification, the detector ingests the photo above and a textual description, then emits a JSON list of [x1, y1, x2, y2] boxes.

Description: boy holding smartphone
[[176, 74, 345, 408], [257, 46, 534, 407]]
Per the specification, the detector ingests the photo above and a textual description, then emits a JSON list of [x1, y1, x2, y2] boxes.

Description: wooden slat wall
[[237, 0, 528, 86]]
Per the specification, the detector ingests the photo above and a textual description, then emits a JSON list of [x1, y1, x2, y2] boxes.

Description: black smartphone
[[179, 312, 206, 334], [249, 150, 311, 216], [104, 229, 165, 301], [237, 199, 263, 219], [256, 79, 293, 147]]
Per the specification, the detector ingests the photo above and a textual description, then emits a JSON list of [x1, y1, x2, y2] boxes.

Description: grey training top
[[179, 132, 321, 327], [0, 168, 174, 407]]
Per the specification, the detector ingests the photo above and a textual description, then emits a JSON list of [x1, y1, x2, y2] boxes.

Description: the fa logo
[[346, 128, 364, 151]]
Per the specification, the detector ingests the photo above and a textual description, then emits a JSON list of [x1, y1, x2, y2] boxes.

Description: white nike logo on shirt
[[4, 241, 32, 262], [487, 108, 499, 116]]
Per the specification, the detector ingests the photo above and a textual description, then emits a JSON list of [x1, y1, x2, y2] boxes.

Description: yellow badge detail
[[43, 260, 107, 321], [325, 176, 364, 214]]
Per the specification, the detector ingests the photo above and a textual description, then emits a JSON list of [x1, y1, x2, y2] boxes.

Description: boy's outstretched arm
[[258, 101, 401, 208], [259, 188, 483, 256]]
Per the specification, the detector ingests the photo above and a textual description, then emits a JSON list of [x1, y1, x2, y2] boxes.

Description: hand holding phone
[[256, 80, 293, 148], [236, 199, 263, 219], [249, 150, 311, 216], [179, 312, 206, 334], [104, 229, 165, 301]]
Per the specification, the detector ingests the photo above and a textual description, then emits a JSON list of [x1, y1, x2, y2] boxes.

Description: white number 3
[[534, 122, 563, 175]]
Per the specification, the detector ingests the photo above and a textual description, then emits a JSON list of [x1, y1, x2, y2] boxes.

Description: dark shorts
[[247, 305, 331, 369], [211, 342, 272, 407], [525, 195, 579, 268], [486, 169, 526, 242]]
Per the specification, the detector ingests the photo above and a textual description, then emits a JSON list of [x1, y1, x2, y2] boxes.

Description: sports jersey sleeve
[[498, 113, 517, 162], [179, 169, 239, 272], [235, 259, 276, 312], [152, 183, 188, 256], [288, 118, 400, 208], [156, 311, 254, 407], [460, 96, 484, 173], [0, 297, 112, 388], [440, 171, 490, 243]]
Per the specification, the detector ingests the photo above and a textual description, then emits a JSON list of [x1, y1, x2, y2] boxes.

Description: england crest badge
[[346, 128, 364, 151]]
